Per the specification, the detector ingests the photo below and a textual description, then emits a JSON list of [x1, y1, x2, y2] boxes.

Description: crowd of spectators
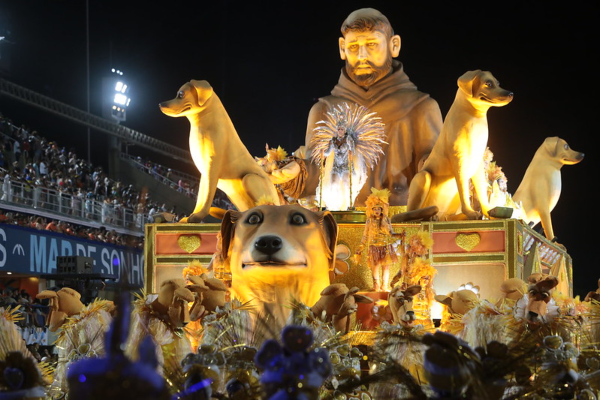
[[1, 286, 57, 360], [0, 208, 144, 249], [0, 111, 198, 226], [131, 155, 235, 211], [134, 156, 198, 198]]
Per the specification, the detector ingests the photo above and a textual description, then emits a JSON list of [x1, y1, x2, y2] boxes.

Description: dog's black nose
[[255, 235, 283, 255]]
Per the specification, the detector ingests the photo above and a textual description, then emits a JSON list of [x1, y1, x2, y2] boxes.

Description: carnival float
[[0, 7, 592, 400]]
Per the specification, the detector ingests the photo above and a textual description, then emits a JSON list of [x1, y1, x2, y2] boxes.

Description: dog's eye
[[484, 80, 494, 88], [246, 212, 262, 225], [177, 91, 185, 99], [564, 144, 569, 150], [290, 212, 307, 225]]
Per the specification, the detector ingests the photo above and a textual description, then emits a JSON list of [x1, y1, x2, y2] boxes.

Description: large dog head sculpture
[[219, 204, 338, 326]]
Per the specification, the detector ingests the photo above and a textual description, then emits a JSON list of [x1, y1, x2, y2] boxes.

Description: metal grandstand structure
[[0, 78, 193, 165]]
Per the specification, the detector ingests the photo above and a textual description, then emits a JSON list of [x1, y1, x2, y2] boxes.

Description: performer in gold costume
[[356, 188, 399, 291]]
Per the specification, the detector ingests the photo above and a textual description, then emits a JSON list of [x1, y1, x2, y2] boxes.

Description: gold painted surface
[[155, 256, 214, 264], [455, 232, 481, 251], [507, 220, 516, 278], [332, 223, 420, 290], [428, 220, 507, 232], [154, 223, 221, 233], [144, 226, 155, 293], [177, 235, 202, 253], [330, 210, 367, 223], [433, 254, 507, 263]]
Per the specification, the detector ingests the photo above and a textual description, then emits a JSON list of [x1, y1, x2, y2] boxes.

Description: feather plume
[[310, 102, 386, 168]]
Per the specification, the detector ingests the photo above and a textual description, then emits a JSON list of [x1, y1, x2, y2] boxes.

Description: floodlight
[[114, 93, 128, 105], [103, 68, 131, 123]]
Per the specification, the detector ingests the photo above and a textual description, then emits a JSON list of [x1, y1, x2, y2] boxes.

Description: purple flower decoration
[[255, 326, 332, 400]]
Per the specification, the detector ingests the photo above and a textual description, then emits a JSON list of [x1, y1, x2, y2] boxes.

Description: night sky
[[0, 1, 597, 297]]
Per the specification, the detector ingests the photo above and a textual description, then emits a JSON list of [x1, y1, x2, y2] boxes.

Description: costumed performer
[[356, 188, 400, 291], [310, 102, 386, 210]]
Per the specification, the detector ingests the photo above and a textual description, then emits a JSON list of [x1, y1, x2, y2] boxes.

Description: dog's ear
[[317, 210, 339, 270], [219, 209, 242, 261], [190, 79, 214, 106], [457, 70, 482, 97], [405, 285, 422, 297], [434, 294, 454, 307], [543, 136, 560, 157], [537, 276, 559, 293]]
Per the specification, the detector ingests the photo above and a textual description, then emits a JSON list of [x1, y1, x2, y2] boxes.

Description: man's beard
[[346, 56, 393, 88]]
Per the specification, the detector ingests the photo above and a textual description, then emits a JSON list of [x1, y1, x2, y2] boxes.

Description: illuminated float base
[[144, 214, 572, 327]]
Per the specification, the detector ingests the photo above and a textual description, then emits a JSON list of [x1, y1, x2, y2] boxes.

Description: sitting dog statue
[[218, 204, 338, 333], [159, 79, 280, 222], [398, 70, 513, 222], [512, 136, 584, 242], [310, 283, 373, 334]]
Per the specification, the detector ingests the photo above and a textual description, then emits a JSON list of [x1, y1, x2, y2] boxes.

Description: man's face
[[340, 30, 394, 88]]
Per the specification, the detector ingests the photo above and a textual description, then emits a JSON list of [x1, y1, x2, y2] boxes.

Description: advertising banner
[[0, 224, 144, 287]]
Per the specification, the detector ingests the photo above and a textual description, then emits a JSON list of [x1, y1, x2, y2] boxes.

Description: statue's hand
[[269, 161, 300, 184]]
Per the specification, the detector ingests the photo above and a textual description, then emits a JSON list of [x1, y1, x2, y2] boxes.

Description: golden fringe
[[2, 305, 24, 322], [183, 261, 208, 278], [56, 299, 114, 343]]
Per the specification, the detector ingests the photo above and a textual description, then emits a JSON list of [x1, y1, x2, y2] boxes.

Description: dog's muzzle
[[254, 235, 283, 255], [242, 234, 307, 269]]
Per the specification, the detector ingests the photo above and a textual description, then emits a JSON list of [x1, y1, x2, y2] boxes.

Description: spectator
[[13, 138, 21, 166], [1, 170, 12, 201]]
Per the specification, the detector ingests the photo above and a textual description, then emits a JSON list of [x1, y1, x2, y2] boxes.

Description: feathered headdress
[[365, 187, 391, 218], [309, 102, 386, 168], [265, 145, 288, 163]]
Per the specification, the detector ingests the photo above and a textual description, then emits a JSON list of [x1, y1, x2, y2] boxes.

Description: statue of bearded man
[[303, 8, 443, 207]]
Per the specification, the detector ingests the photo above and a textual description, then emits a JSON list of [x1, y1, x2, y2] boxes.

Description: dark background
[[0, 1, 596, 297]]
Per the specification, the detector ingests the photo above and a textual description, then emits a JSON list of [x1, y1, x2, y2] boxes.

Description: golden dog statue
[[399, 70, 513, 221], [512, 136, 584, 241], [160, 79, 280, 222]]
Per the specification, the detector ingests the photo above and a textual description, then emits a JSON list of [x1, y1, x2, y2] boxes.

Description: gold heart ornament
[[177, 235, 202, 254], [455, 232, 480, 252]]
